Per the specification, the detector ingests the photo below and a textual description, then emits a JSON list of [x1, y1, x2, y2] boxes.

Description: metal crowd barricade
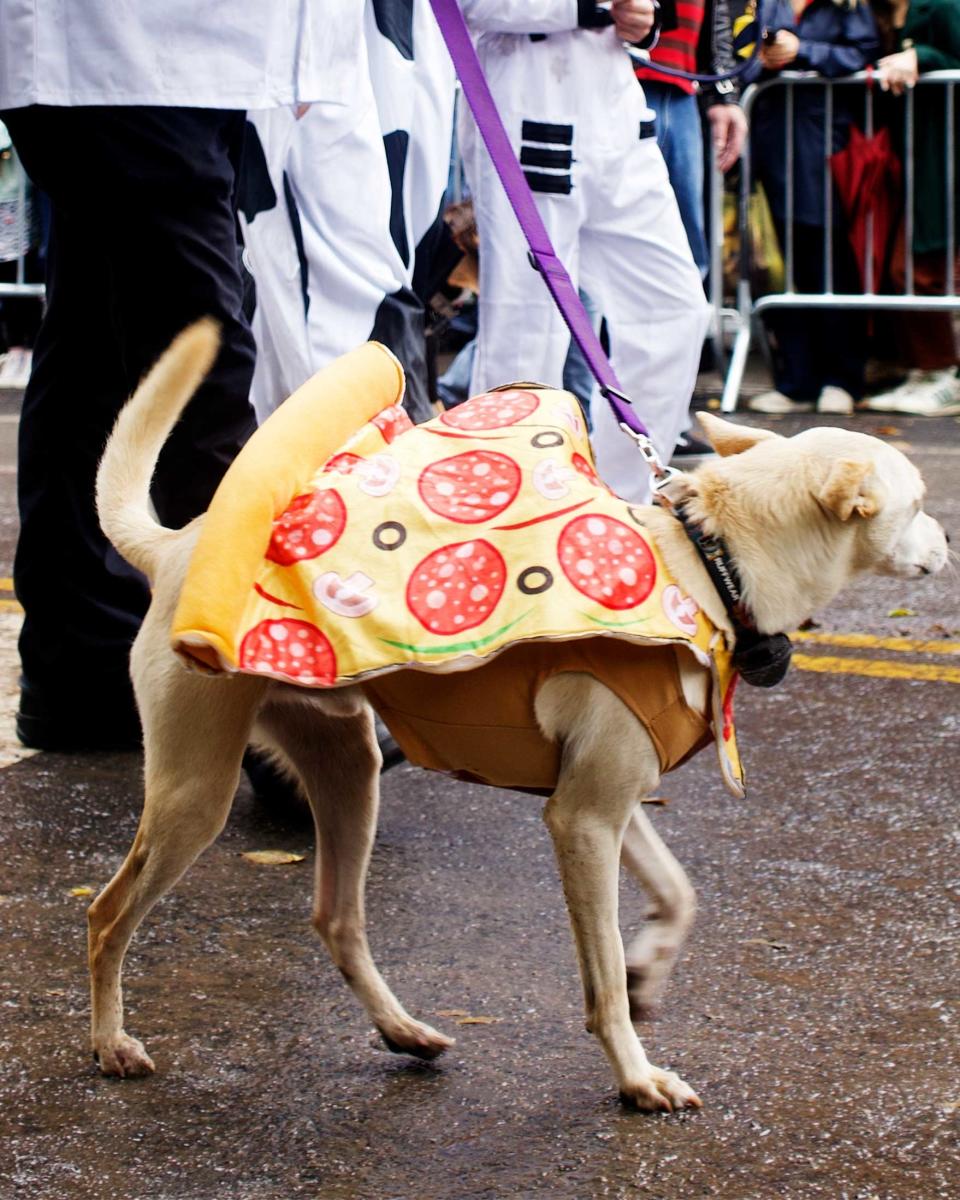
[[719, 69, 960, 412], [0, 127, 43, 302]]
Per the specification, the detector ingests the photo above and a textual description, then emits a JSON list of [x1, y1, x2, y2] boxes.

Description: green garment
[[899, 0, 960, 254]]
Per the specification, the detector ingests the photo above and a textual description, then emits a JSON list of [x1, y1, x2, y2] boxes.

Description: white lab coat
[[460, 2, 711, 502], [0, 0, 360, 111]]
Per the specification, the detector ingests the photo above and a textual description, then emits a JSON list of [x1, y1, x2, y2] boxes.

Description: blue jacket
[[748, 0, 880, 226]]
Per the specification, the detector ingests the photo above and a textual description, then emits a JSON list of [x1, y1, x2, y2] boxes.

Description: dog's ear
[[816, 459, 878, 521], [697, 412, 780, 457]]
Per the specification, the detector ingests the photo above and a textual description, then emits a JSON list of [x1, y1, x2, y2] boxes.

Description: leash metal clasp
[[615, 420, 681, 508]]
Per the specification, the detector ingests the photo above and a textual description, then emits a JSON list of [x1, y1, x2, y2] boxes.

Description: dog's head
[[665, 414, 949, 634]]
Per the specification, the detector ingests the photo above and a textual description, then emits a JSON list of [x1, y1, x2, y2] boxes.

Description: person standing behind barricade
[[745, 0, 881, 417], [865, 0, 960, 415], [460, 0, 712, 504], [0, 2, 335, 752], [634, 0, 748, 457]]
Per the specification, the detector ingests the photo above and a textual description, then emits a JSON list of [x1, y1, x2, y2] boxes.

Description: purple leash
[[428, 0, 678, 490]]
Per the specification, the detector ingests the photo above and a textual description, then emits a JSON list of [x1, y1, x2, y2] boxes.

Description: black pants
[[765, 219, 866, 403], [1, 106, 257, 709]]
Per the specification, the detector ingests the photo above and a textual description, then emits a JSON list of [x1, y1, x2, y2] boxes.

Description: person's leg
[[436, 337, 477, 408], [580, 136, 710, 501], [761, 220, 822, 404], [3, 105, 256, 747], [644, 81, 711, 447], [3, 107, 149, 745], [561, 290, 599, 422], [890, 232, 958, 369], [238, 109, 315, 422], [645, 82, 709, 280], [99, 107, 257, 529], [468, 111, 586, 394], [814, 224, 866, 403]]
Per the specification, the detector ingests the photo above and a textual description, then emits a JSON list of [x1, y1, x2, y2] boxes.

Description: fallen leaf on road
[[875, 425, 902, 437], [887, 607, 917, 618], [69, 886, 94, 897], [641, 797, 670, 806], [741, 937, 789, 951], [456, 1015, 500, 1025], [241, 850, 305, 866], [436, 1009, 469, 1018]]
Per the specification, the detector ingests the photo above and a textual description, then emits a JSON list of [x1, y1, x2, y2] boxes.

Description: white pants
[[466, 33, 710, 502], [242, 96, 406, 422], [242, 1, 455, 424]]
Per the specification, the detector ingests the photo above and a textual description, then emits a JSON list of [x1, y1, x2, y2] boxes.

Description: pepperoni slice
[[439, 389, 539, 431], [323, 452, 363, 475], [418, 450, 521, 523], [371, 404, 414, 444], [571, 452, 603, 489], [239, 619, 337, 685], [722, 675, 739, 742], [406, 539, 506, 634], [267, 489, 347, 565], [557, 514, 656, 610]]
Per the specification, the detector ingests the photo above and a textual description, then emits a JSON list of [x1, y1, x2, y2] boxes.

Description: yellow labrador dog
[[88, 325, 948, 1111]]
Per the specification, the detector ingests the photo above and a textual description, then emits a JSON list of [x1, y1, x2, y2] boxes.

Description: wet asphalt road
[[0, 388, 957, 1199]]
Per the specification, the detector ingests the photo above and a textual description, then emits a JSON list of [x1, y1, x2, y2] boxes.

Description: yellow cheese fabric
[[172, 362, 744, 796]]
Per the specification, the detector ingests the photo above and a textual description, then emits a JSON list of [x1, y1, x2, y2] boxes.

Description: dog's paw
[[619, 1067, 701, 1113], [377, 1018, 454, 1061], [93, 1033, 156, 1078]]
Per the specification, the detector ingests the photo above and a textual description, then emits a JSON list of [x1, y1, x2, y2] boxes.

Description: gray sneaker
[[747, 390, 814, 414]]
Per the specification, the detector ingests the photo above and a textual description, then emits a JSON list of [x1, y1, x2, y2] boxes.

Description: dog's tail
[[96, 319, 221, 580]]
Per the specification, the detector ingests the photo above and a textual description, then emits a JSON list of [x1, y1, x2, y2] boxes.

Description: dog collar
[[674, 505, 792, 688]]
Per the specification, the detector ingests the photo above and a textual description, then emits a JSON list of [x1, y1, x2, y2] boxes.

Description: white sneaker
[[816, 385, 855, 415], [0, 347, 32, 390], [747, 390, 813, 414], [864, 369, 960, 415]]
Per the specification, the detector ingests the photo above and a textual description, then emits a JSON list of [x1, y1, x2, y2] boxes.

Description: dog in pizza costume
[[89, 325, 949, 1110], [459, 0, 712, 502]]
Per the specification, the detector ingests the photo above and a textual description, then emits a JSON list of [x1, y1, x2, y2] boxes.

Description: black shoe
[[672, 431, 716, 460], [242, 749, 312, 825], [375, 716, 405, 771], [243, 722, 405, 819], [16, 681, 142, 752]]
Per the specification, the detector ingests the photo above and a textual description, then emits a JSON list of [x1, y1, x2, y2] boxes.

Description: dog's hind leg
[[89, 668, 265, 1077], [537, 674, 701, 1112], [253, 698, 454, 1061], [620, 806, 696, 1022]]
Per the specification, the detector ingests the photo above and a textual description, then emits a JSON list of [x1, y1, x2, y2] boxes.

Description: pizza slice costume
[[173, 343, 744, 797]]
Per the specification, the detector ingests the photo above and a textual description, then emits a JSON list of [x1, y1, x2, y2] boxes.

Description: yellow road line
[[793, 653, 960, 684], [792, 630, 960, 656], [0, 598, 22, 613], [0, 577, 11, 592]]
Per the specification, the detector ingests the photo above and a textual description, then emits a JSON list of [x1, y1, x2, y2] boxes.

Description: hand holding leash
[[611, 0, 658, 44]]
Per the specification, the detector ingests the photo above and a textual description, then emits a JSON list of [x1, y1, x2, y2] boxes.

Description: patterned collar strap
[[674, 505, 793, 688]]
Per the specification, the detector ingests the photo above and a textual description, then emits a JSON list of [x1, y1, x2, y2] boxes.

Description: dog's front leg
[[538, 676, 701, 1112], [621, 806, 696, 1021]]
